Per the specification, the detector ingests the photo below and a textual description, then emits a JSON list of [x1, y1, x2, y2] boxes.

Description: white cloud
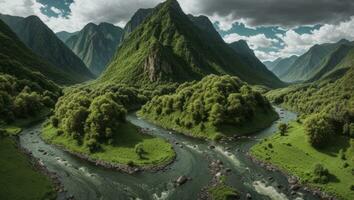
[[0, 0, 164, 32], [223, 33, 278, 49], [50, 7, 62, 15]]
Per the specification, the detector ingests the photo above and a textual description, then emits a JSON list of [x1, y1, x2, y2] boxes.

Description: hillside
[[264, 58, 282, 70], [229, 40, 281, 87], [56, 31, 78, 43], [280, 39, 351, 82], [120, 8, 153, 42], [0, 19, 61, 123], [271, 55, 298, 78], [0, 14, 94, 83], [66, 22, 123, 75], [99, 0, 283, 88]]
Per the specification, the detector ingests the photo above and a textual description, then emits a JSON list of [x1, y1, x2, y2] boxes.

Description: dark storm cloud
[[192, 0, 354, 26]]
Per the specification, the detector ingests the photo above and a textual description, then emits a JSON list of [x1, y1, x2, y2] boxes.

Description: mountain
[[65, 22, 123, 75], [264, 58, 282, 70], [307, 43, 354, 81], [0, 14, 94, 83], [99, 0, 283, 88], [271, 55, 298, 77], [120, 8, 153, 42], [280, 39, 351, 82], [229, 40, 282, 86], [0, 19, 81, 85], [56, 31, 78, 43]]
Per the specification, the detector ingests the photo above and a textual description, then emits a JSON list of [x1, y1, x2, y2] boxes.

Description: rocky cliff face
[[143, 47, 173, 82]]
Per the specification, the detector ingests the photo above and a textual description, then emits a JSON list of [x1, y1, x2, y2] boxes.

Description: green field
[[42, 122, 175, 167], [251, 121, 354, 200], [0, 135, 56, 200]]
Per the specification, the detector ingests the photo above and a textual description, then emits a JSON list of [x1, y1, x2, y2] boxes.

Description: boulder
[[176, 176, 188, 186]]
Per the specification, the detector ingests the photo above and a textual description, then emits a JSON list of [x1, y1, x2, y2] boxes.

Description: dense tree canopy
[[51, 84, 148, 151], [139, 75, 276, 139], [0, 73, 61, 124]]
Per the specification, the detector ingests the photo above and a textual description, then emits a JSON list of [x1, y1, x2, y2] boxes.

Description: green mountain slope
[[56, 31, 78, 43], [0, 19, 79, 85], [229, 40, 281, 86], [0, 14, 94, 83], [280, 39, 351, 82], [0, 19, 61, 122], [271, 55, 298, 77], [308, 44, 354, 82], [66, 22, 123, 75], [99, 0, 283, 88], [120, 8, 153, 42], [264, 58, 282, 71]]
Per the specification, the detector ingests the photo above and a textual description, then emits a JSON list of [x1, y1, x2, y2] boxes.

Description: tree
[[304, 114, 335, 148], [312, 163, 330, 184], [209, 103, 224, 126], [278, 123, 289, 136], [135, 143, 144, 159]]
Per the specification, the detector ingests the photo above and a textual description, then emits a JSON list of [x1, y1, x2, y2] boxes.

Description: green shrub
[[304, 114, 335, 148], [312, 163, 330, 184]]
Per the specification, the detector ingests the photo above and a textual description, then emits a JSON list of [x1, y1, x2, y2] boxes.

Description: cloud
[[0, 0, 164, 32], [223, 33, 278, 49], [179, 0, 354, 31], [50, 7, 62, 15]]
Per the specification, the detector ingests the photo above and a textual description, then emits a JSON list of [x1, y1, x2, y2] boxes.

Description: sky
[[1, 0, 354, 61]]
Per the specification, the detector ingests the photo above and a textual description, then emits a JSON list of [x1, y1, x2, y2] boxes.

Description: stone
[[208, 145, 215, 149], [246, 193, 252, 199], [176, 176, 188, 186]]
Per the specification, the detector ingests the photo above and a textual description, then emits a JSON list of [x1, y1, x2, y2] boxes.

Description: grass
[[208, 185, 239, 200], [138, 109, 278, 140], [0, 136, 56, 200], [41, 122, 175, 167], [251, 121, 354, 200]]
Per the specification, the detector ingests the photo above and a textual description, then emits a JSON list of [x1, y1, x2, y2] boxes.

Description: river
[[19, 107, 320, 200]]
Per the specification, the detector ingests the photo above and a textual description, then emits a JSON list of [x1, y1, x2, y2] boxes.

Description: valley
[[0, 0, 353, 199]]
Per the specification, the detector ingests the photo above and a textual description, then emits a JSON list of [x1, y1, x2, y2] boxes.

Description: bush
[[312, 163, 330, 184], [304, 114, 335, 148], [135, 143, 144, 159], [278, 123, 289, 136]]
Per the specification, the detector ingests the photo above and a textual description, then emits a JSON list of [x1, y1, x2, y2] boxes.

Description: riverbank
[[250, 121, 354, 200], [41, 122, 176, 174], [0, 130, 59, 200]]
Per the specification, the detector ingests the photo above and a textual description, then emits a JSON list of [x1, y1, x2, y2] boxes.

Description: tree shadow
[[317, 135, 350, 157]]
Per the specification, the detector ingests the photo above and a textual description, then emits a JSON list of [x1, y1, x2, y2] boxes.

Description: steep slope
[[120, 8, 153, 42], [56, 31, 78, 43], [308, 44, 354, 81], [280, 39, 351, 82], [229, 40, 283, 87], [271, 55, 298, 77], [0, 19, 61, 122], [65, 22, 123, 75], [100, 0, 283, 88], [0, 19, 78, 85], [264, 58, 282, 71], [0, 14, 94, 83]]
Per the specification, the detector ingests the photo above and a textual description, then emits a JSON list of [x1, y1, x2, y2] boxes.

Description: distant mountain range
[[265, 39, 353, 83], [56, 31, 78, 43], [98, 0, 283, 88], [65, 23, 123, 75], [0, 14, 94, 83], [0, 18, 66, 87]]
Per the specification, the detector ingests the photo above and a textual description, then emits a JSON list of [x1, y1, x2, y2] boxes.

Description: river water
[[19, 107, 320, 200]]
